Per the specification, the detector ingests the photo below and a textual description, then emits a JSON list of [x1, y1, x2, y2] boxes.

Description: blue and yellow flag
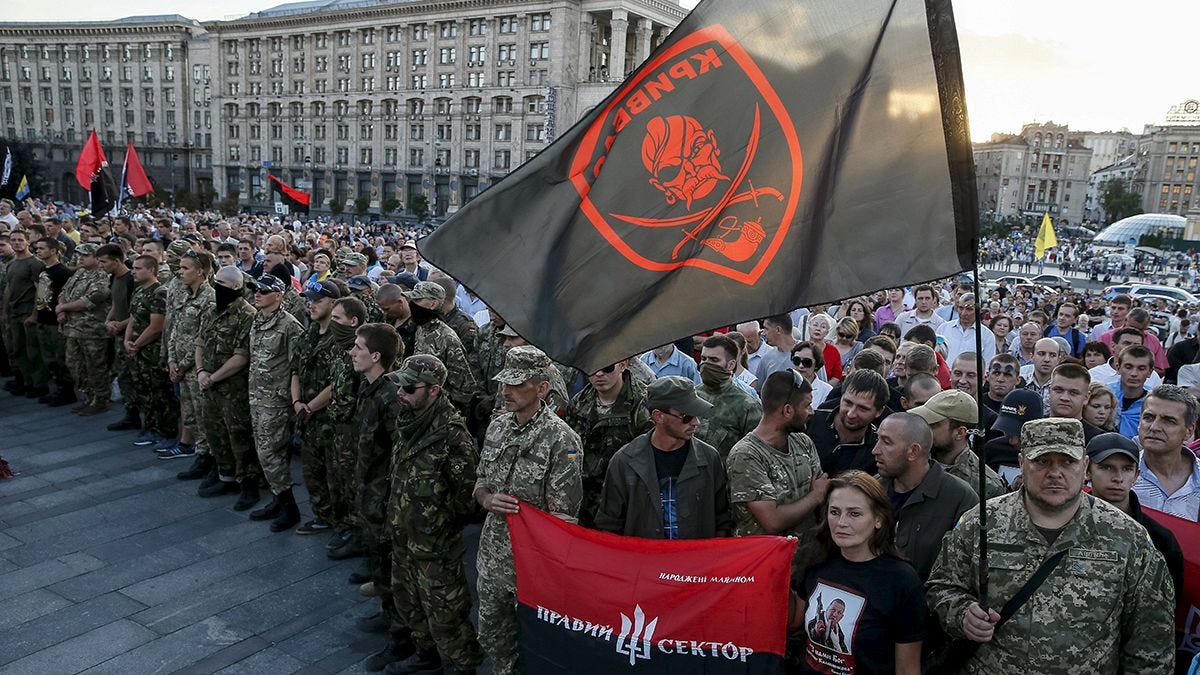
[[14, 175, 29, 201], [1035, 212, 1057, 259]]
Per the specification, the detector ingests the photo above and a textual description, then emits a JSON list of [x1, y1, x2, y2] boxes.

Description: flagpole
[[114, 148, 129, 214], [971, 239, 989, 611]]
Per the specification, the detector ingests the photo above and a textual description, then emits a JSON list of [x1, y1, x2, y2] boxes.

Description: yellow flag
[[1035, 212, 1057, 259]]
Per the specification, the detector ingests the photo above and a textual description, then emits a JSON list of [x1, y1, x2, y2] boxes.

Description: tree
[[218, 190, 241, 216], [1101, 178, 1143, 224], [329, 197, 344, 216], [0, 137, 51, 202], [354, 195, 371, 218], [411, 194, 430, 222], [381, 197, 401, 216]]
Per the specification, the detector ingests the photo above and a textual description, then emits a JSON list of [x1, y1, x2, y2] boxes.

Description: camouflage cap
[[341, 252, 369, 268], [405, 281, 445, 303], [251, 274, 287, 294], [496, 324, 520, 338], [75, 243, 100, 256], [166, 239, 192, 257], [334, 246, 354, 259], [494, 345, 551, 385], [389, 354, 448, 388], [1020, 417, 1085, 461]]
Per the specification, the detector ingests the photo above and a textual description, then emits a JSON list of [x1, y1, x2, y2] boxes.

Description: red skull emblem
[[641, 115, 730, 210]]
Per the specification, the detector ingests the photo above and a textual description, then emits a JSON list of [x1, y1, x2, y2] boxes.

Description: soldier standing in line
[[124, 255, 177, 446], [323, 297, 369, 561], [194, 266, 261, 510], [384, 355, 482, 675], [562, 358, 651, 527], [927, 418, 1175, 674], [473, 345, 582, 675], [292, 280, 342, 536], [54, 243, 112, 415], [695, 334, 763, 457], [405, 281, 477, 413], [428, 273, 478, 366], [158, 249, 216, 464], [96, 244, 139, 431], [246, 274, 304, 532]]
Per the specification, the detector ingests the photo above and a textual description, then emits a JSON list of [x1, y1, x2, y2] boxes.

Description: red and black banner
[[269, 175, 311, 212], [418, 0, 977, 373], [75, 130, 115, 214], [1143, 507, 1200, 658], [510, 503, 795, 674]]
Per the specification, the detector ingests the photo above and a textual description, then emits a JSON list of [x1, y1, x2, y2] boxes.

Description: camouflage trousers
[[32, 324, 68, 387], [111, 336, 135, 409], [126, 347, 178, 437], [250, 405, 293, 495], [179, 370, 209, 455], [7, 320, 47, 387], [199, 381, 259, 483], [477, 567, 519, 675], [392, 537, 482, 670], [300, 419, 353, 528], [65, 336, 111, 406]]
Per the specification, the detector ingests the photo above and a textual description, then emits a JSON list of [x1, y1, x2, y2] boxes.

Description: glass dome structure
[[1092, 213, 1186, 246]]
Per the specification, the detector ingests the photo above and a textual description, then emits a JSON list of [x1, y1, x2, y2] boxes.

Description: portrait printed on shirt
[[804, 582, 866, 674]]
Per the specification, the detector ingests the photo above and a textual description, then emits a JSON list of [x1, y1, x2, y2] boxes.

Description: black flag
[[420, 0, 977, 372], [269, 175, 311, 213], [91, 168, 116, 216]]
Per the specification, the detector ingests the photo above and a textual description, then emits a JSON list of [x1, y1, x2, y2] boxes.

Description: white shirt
[[1134, 450, 1200, 522], [895, 309, 945, 339], [937, 320, 996, 362], [809, 377, 833, 409], [1087, 362, 1162, 389]]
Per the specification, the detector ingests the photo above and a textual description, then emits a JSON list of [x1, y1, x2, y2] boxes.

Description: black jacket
[[807, 408, 878, 476]]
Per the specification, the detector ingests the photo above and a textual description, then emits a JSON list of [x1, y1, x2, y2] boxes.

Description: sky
[[8, 0, 1196, 142]]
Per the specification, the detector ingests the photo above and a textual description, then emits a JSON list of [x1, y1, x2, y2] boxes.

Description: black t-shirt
[[801, 554, 926, 674], [652, 443, 689, 482], [652, 442, 690, 540], [1121, 390, 1146, 412], [35, 263, 72, 325], [888, 485, 912, 514]]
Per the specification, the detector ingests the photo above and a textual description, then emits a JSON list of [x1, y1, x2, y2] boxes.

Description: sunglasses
[[792, 355, 815, 367], [661, 410, 697, 424], [989, 366, 1017, 376], [401, 383, 427, 395], [594, 364, 617, 375]]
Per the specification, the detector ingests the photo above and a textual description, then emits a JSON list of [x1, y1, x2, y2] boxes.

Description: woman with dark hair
[[1082, 340, 1112, 370], [793, 470, 925, 675], [844, 298, 876, 342], [989, 314, 1013, 352], [791, 341, 832, 409]]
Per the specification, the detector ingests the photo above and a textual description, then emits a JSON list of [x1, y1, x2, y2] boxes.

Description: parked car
[[1103, 284, 1133, 300], [1030, 274, 1072, 290], [1129, 284, 1199, 306]]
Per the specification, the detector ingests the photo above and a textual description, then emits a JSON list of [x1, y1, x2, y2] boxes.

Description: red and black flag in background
[[75, 130, 116, 215], [269, 175, 311, 213], [419, 0, 978, 373], [510, 503, 795, 674]]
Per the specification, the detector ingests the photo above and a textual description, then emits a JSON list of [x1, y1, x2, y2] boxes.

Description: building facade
[[1084, 153, 1138, 224], [0, 16, 215, 203], [1135, 99, 1200, 217], [973, 122, 1093, 226], [204, 0, 685, 217], [1078, 130, 1137, 177]]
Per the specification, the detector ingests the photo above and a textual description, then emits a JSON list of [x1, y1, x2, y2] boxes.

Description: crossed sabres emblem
[[609, 106, 783, 262]]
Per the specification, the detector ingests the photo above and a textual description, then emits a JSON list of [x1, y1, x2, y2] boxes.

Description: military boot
[[107, 408, 141, 431], [364, 633, 415, 672], [249, 492, 285, 521], [3, 373, 26, 395], [327, 529, 365, 560], [269, 489, 301, 532], [232, 480, 260, 511], [177, 453, 214, 480], [384, 648, 441, 674]]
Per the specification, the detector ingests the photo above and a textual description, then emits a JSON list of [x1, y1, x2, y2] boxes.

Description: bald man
[[1020, 337, 1062, 411], [736, 321, 771, 376]]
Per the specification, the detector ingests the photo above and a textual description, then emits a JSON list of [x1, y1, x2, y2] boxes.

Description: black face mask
[[409, 303, 440, 326], [214, 283, 241, 312], [330, 320, 357, 347]]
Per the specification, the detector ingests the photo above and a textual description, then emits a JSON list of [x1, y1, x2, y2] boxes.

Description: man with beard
[[807, 369, 890, 475], [911, 390, 1007, 499], [245, 274, 304, 531], [195, 267, 261, 510], [55, 243, 112, 415], [727, 370, 829, 575], [562, 358, 652, 527], [386, 355, 484, 675], [695, 334, 762, 457], [928, 418, 1174, 674], [405, 281, 477, 413]]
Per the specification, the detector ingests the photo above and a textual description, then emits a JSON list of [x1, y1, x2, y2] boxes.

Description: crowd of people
[[2, 193, 1200, 674]]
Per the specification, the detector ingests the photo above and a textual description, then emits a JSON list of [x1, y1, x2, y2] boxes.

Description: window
[[493, 96, 512, 113], [463, 97, 482, 114], [529, 42, 549, 60], [362, 53, 376, 69], [468, 19, 488, 36], [360, 147, 372, 164], [464, 123, 480, 141], [528, 69, 548, 86], [468, 45, 486, 65], [315, 33, 328, 49], [530, 13, 551, 31], [464, 149, 479, 168], [337, 124, 349, 140], [498, 44, 516, 62], [407, 98, 424, 115], [412, 49, 428, 65], [438, 73, 455, 88], [386, 27, 403, 42], [385, 124, 398, 141], [525, 95, 545, 113], [412, 24, 428, 41], [439, 47, 456, 65], [434, 98, 452, 114], [361, 28, 375, 45], [497, 71, 515, 86], [409, 148, 424, 166], [384, 147, 398, 165], [337, 147, 349, 163], [410, 124, 425, 140], [526, 123, 545, 142], [338, 31, 352, 47], [314, 147, 326, 163], [494, 150, 511, 170], [436, 124, 452, 141], [314, 125, 327, 140], [436, 148, 451, 166], [499, 16, 518, 34], [467, 72, 484, 87], [439, 21, 458, 39], [360, 123, 374, 140], [411, 74, 427, 89], [494, 123, 512, 141]]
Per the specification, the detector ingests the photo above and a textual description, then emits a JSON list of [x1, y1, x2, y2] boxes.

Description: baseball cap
[[347, 274, 372, 291], [405, 281, 445, 303], [400, 240, 418, 251], [75, 243, 99, 256], [1085, 432, 1140, 465], [992, 389, 1043, 436], [1021, 418, 1085, 461], [167, 239, 191, 257], [251, 274, 287, 294], [496, 324, 520, 338], [304, 280, 342, 300], [494, 345, 552, 385], [341, 252, 368, 268], [646, 376, 713, 418], [389, 354, 448, 388], [387, 271, 419, 290], [909, 389, 979, 426]]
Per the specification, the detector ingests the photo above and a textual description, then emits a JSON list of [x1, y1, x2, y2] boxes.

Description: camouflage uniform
[[442, 305, 478, 364], [155, 261, 173, 285], [196, 297, 259, 482], [926, 418, 1174, 675], [389, 360, 482, 670], [361, 293, 386, 324], [412, 317, 477, 409], [166, 281, 215, 455], [324, 347, 360, 528], [281, 286, 306, 325], [944, 442, 1008, 499], [561, 372, 651, 525], [727, 431, 824, 577], [127, 282, 177, 437], [475, 347, 583, 675], [58, 265, 112, 406], [296, 323, 358, 528], [248, 306, 302, 495], [695, 378, 763, 457], [472, 321, 507, 387]]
